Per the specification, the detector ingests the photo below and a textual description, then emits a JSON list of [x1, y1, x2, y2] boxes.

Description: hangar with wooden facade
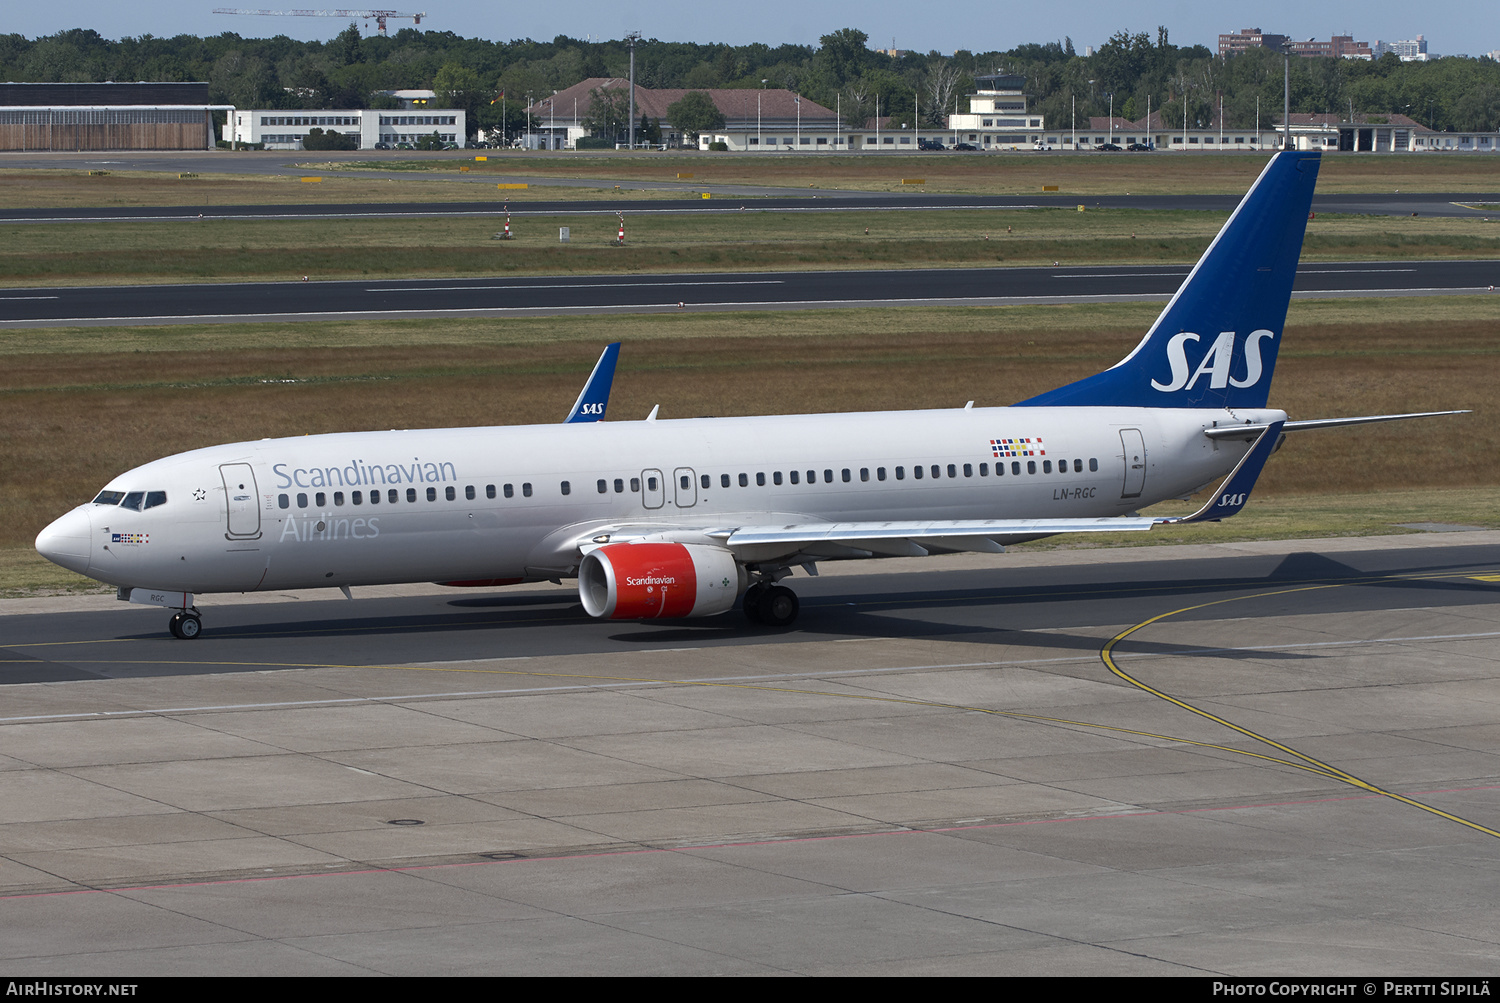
[[0, 82, 220, 151]]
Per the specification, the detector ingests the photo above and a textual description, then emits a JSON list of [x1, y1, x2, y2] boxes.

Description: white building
[[222, 107, 466, 150], [1374, 36, 1431, 61], [945, 74, 1045, 148]]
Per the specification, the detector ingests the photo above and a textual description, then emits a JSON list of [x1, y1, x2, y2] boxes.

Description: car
[[1127, 142, 1152, 152], [917, 139, 946, 151], [953, 142, 978, 151], [1096, 143, 1123, 152]]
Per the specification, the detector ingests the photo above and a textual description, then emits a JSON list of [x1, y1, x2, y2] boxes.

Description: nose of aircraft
[[35, 507, 92, 576]]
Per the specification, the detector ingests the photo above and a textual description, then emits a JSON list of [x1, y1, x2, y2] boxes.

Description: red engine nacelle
[[579, 542, 745, 619]]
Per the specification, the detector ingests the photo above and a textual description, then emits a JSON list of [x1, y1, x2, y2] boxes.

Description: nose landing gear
[[168, 610, 203, 639]]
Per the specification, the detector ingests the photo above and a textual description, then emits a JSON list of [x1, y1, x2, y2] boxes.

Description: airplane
[[35, 151, 1463, 639]]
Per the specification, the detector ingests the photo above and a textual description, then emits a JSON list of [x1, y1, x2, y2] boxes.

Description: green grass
[[2, 208, 1495, 286]]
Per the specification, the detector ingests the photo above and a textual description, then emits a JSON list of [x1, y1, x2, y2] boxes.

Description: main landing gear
[[742, 581, 800, 627], [168, 609, 203, 639]]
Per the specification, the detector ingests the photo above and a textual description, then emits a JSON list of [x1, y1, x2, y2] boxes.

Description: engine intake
[[579, 542, 745, 619]]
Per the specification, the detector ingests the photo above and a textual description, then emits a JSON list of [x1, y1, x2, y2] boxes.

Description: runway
[[3, 533, 1498, 974], [4, 259, 1498, 328], [4, 191, 1496, 223]]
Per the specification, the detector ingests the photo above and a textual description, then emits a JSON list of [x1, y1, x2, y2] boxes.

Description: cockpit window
[[92, 490, 125, 505], [119, 492, 145, 511], [144, 491, 167, 510]]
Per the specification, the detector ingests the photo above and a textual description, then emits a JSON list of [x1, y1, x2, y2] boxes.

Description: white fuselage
[[37, 404, 1282, 596]]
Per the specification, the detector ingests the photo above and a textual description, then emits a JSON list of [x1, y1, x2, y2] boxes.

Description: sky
[[8, 0, 1496, 59]]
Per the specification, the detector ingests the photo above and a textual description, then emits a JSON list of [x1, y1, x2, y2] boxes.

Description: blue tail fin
[[564, 342, 621, 423], [1017, 151, 1321, 409]]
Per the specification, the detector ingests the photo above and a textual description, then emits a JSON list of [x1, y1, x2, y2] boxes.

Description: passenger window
[[1012, 461, 1021, 475], [646, 476, 658, 491], [1043, 460, 1052, 474], [877, 467, 886, 481], [522, 483, 533, 498], [824, 469, 833, 483], [297, 492, 308, 508], [407, 488, 418, 502], [979, 463, 988, 476], [617, 479, 626, 493], [631, 477, 641, 492], [426, 487, 437, 502], [446, 486, 456, 500], [369, 490, 380, 505], [914, 465, 923, 479], [701, 474, 710, 489], [756, 472, 766, 486], [316, 492, 327, 507], [486, 484, 496, 499], [948, 464, 957, 478], [963, 464, 972, 477], [1027, 461, 1036, 474], [721, 473, 731, 488], [466, 485, 476, 500], [334, 491, 345, 505], [738, 473, 748, 487], [278, 494, 289, 509], [352, 491, 363, 505], [560, 481, 570, 496], [389, 489, 399, 504], [503, 484, 514, 498], [145, 491, 168, 509], [807, 470, 816, 484], [679, 475, 689, 491], [1075, 459, 1084, 473], [860, 468, 869, 482], [895, 466, 905, 480], [1089, 458, 1098, 472], [931, 465, 941, 479], [790, 470, 800, 484], [773, 471, 783, 485]]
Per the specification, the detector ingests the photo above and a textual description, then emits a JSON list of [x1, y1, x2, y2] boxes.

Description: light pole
[[758, 79, 765, 151], [1107, 92, 1113, 147], [626, 31, 641, 149]]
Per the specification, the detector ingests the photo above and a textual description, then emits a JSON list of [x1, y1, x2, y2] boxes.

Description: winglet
[[564, 343, 621, 423], [1163, 420, 1284, 524]]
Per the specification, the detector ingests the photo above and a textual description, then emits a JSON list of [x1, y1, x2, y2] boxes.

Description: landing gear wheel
[[169, 611, 202, 639], [757, 585, 799, 627], [742, 582, 768, 623]]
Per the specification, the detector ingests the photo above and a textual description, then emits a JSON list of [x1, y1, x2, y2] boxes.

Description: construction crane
[[212, 9, 427, 35]]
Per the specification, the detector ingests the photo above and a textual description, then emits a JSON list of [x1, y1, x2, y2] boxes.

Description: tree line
[[2, 25, 1497, 138]]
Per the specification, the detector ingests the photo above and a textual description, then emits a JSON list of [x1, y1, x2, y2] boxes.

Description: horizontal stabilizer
[[1203, 410, 1469, 441], [1166, 420, 1283, 524]]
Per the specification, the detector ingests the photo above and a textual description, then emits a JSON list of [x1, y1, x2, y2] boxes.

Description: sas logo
[[578, 403, 606, 416], [1217, 493, 1248, 508], [991, 437, 1044, 458], [112, 532, 149, 544], [1152, 330, 1275, 393]]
